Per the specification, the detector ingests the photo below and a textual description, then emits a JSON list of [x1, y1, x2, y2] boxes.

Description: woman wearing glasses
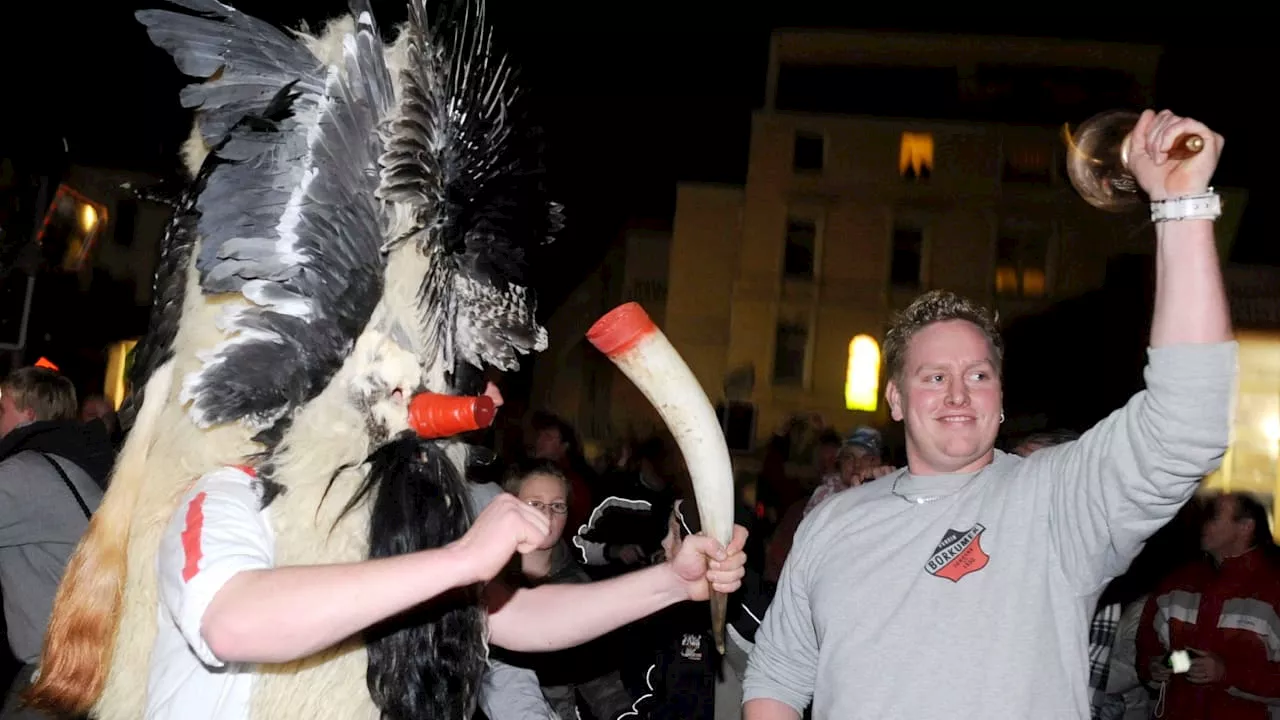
[[489, 459, 636, 720]]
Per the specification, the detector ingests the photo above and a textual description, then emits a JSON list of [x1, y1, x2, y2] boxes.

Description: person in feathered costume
[[20, 1, 748, 718]]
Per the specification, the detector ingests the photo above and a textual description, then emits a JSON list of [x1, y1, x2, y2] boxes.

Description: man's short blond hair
[[883, 290, 1004, 383], [1, 367, 78, 422]]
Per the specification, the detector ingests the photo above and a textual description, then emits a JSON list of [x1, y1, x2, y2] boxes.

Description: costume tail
[[24, 361, 175, 715], [345, 435, 486, 720]]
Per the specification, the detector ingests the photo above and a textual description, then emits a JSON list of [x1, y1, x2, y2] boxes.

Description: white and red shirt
[[147, 466, 273, 720]]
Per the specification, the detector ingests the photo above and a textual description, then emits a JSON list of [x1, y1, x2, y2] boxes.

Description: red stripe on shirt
[[181, 491, 208, 583], [234, 465, 256, 478]]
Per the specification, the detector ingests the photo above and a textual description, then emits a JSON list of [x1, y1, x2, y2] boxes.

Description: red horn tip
[[408, 393, 496, 439], [587, 302, 657, 357]]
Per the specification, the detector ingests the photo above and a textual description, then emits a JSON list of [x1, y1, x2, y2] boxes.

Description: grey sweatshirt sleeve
[[466, 481, 560, 719], [1042, 342, 1236, 592], [741, 510, 821, 713]]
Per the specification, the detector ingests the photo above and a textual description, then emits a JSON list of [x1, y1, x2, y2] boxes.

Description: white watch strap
[[1150, 190, 1221, 222]]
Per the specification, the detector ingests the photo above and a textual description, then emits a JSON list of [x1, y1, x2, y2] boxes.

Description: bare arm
[[204, 547, 473, 664], [487, 562, 687, 652], [194, 492, 548, 665], [1043, 111, 1235, 591], [744, 699, 803, 720], [1135, 109, 1231, 347], [489, 527, 748, 653], [1150, 218, 1231, 346]]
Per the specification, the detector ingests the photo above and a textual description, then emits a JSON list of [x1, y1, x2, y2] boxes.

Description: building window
[[899, 132, 933, 181], [995, 220, 1049, 299], [1002, 144, 1052, 184], [783, 217, 816, 279], [793, 131, 824, 172], [890, 222, 924, 289], [772, 321, 808, 387], [35, 183, 108, 272]]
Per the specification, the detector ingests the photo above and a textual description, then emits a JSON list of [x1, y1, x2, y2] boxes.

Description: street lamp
[[80, 203, 98, 233]]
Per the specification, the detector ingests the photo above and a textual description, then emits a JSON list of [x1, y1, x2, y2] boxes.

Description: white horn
[[587, 302, 735, 653]]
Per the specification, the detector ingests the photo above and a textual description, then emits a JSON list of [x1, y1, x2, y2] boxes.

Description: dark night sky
[[3, 3, 1271, 313]]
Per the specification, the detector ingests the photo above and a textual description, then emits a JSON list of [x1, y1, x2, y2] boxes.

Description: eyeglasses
[[526, 500, 568, 516]]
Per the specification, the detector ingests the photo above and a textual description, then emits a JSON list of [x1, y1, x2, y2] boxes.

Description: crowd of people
[[0, 108, 1273, 720]]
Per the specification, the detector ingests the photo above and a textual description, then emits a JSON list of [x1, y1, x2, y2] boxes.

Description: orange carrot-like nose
[[408, 393, 496, 439]]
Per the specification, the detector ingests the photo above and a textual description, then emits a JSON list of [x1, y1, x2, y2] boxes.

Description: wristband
[[1150, 190, 1221, 223]]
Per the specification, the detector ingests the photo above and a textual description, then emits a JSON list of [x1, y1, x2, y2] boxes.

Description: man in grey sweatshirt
[[742, 109, 1235, 719]]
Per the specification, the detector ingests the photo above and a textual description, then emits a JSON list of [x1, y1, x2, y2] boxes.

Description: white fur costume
[[27, 1, 559, 718]]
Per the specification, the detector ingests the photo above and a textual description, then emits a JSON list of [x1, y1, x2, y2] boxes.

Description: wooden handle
[[1168, 133, 1205, 161], [1122, 132, 1205, 168]]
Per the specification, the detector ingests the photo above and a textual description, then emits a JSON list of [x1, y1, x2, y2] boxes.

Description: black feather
[[138, 0, 395, 433], [117, 139, 223, 431], [379, 0, 558, 379], [136, 0, 325, 147], [332, 435, 486, 720]]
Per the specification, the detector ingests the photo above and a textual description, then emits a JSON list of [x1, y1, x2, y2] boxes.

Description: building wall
[[664, 31, 1167, 445], [668, 109, 1157, 443], [528, 226, 673, 447]]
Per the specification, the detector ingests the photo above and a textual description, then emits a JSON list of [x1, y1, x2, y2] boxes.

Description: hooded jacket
[[0, 420, 112, 663]]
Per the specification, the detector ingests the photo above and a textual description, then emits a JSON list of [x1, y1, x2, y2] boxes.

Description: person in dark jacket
[[620, 497, 774, 720], [489, 459, 635, 720], [572, 435, 678, 580], [0, 366, 111, 719]]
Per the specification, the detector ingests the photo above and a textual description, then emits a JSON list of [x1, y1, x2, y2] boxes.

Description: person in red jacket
[[1136, 492, 1280, 719]]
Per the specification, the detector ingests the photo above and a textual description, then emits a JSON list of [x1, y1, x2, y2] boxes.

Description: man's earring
[[999, 411, 1005, 424]]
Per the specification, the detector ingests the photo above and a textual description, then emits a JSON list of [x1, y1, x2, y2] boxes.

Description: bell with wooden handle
[[1063, 110, 1205, 212]]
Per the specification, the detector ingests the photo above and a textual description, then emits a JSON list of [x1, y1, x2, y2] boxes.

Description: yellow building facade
[[664, 30, 1162, 444]]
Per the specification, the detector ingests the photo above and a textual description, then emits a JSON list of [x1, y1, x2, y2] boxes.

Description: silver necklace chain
[[892, 467, 984, 505], [892, 472, 940, 505]]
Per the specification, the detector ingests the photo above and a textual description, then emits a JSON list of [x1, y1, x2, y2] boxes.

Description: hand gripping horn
[[587, 302, 735, 653]]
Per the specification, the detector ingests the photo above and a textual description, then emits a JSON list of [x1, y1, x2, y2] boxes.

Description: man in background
[[0, 367, 112, 719]]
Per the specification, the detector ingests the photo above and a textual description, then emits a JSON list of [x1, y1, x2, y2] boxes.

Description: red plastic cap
[[587, 302, 657, 357], [408, 393, 496, 439]]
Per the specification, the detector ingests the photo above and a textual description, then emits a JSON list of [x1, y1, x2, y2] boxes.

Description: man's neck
[[905, 449, 995, 476]]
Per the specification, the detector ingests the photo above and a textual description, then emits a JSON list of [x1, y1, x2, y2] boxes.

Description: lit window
[[1003, 144, 1052, 183], [995, 220, 1049, 299], [899, 132, 933, 181], [994, 266, 1020, 294], [845, 335, 880, 412], [35, 184, 108, 272], [105, 339, 140, 411], [1021, 267, 1046, 297]]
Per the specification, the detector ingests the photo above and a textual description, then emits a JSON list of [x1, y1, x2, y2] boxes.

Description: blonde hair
[[883, 290, 1003, 382], [2, 367, 77, 422]]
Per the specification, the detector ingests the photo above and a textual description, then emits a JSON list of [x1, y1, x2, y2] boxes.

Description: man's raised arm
[[1139, 110, 1232, 347], [1044, 110, 1236, 592]]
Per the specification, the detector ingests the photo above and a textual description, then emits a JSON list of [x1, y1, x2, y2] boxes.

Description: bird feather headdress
[[27, 1, 561, 718], [136, 0, 559, 440]]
